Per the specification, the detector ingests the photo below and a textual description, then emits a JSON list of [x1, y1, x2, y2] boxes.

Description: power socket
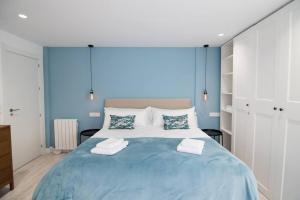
[[209, 112, 220, 117], [89, 112, 101, 117]]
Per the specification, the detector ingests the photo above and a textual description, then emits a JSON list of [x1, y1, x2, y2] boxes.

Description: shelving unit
[[220, 40, 234, 151]]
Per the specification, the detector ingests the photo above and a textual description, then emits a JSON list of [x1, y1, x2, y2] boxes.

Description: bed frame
[[104, 98, 192, 109]]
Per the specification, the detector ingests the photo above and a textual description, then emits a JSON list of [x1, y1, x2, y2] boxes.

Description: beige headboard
[[105, 98, 192, 109]]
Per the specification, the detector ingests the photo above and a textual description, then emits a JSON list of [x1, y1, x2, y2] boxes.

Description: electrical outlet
[[209, 112, 220, 117], [89, 112, 101, 117]]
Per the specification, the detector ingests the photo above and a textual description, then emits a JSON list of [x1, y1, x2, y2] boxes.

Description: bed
[[33, 99, 258, 200]]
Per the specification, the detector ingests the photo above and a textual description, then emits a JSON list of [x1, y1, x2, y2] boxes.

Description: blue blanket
[[33, 138, 258, 200]]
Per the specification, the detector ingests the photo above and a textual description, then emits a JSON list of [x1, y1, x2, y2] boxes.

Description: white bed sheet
[[92, 127, 210, 139]]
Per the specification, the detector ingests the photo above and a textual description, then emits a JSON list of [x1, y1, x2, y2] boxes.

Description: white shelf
[[221, 128, 232, 135], [221, 109, 232, 114], [222, 72, 233, 76], [222, 92, 232, 95]]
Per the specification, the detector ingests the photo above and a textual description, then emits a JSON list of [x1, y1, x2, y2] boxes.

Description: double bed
[[33, 99, 258, 200]]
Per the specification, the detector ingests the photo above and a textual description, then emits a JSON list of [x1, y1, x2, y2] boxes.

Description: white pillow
[[103, 107, 152, 129], [151, 107, 198, 129]]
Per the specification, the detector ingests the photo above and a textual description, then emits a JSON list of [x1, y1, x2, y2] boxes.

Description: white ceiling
[[0, 0, 291, 47]]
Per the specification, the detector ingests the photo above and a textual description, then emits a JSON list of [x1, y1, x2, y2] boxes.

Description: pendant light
[[203, 44, 209, 102], [88, 44, 95, 100]]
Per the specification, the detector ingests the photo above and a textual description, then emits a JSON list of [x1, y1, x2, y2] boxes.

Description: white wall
[[0, 30, 46, 149]]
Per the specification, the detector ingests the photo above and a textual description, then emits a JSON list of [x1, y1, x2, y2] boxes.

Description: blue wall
[[44, 47, 221, 147]]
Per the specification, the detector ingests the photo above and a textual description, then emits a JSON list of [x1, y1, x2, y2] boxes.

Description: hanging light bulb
[[90, 89, 94, 100], [203, 44, 209, 102], [88, 44, 95, 101], [203, 89, 208, 102]]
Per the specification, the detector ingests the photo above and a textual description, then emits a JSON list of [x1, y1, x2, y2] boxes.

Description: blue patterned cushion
[[109, 115, 136, 129], [163, 114, 189, 130]]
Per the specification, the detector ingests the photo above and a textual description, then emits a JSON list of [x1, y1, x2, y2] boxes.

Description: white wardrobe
[[230, 1, 300, 200]]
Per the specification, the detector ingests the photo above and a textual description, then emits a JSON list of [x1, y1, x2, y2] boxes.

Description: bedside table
[[202, 129, 223, 145], [80, 129, 100, 144]]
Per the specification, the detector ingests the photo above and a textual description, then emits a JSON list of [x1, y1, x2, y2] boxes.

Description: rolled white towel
[[177, 139, 205, 155], [96, 138, 124, 149], [91, 141, 129, 155]]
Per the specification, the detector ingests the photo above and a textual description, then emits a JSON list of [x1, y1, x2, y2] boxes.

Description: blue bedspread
[[33, 138, 258, 200]]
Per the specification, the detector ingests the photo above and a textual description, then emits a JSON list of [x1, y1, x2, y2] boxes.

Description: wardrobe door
[[252, 15, 284, 200], [233, 29, 256, 167], [282, 2, 300, 200]]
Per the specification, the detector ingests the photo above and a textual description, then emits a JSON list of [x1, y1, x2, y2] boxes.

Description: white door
[[282, 2, 300, 199], [233, 29, 256, 167], [252, 14, 287, 200], [2, 50, 41, 169]]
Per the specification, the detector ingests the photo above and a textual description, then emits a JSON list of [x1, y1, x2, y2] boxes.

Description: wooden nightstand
[[0, 125, 14, 191]]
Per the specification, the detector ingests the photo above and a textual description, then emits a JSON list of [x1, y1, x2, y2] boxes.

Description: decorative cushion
[[103, 107, 151, 129], [109, 115, 136, 129], [163, 114, 189, 130], [152, 107, 198, 129]]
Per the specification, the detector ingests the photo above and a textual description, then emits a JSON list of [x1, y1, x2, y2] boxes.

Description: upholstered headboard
[[104, 98, 192, 109]]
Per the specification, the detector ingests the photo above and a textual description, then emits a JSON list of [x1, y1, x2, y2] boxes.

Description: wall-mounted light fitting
[[18, 14, 28, 19], [88, 44, 95, 100], [203, 44, 209, 102]]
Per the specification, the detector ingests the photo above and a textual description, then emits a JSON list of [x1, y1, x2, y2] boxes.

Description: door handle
[[9, 108, 20, 116], [279, 108, 284, 111], [246, 104, 249, 107], [273, 107, 277, 111], [9, 108, 20, 112]]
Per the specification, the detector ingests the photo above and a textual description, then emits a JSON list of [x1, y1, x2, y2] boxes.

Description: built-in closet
[[221, 1, 300, 199]]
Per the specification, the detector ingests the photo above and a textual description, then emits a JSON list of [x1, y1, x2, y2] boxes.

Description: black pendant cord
[[204, 45, 209, 91], [89, 45, 93, 91]]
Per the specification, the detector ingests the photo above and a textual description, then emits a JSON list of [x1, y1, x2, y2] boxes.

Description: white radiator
[[54, 119, 78, 150]]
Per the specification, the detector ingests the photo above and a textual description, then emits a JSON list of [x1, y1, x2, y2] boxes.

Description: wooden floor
[[0, 153, 64, 200], [0, 153, 267, 200]]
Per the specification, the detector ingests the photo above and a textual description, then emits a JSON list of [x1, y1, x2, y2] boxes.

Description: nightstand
[[202, 129, 223, 145], [79, 129, 100, 144]]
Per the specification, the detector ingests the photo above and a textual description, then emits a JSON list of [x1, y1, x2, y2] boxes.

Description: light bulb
[[90, 93, 94, 101], [203, 89, 208, 102], [90, 89, 94, 101]]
